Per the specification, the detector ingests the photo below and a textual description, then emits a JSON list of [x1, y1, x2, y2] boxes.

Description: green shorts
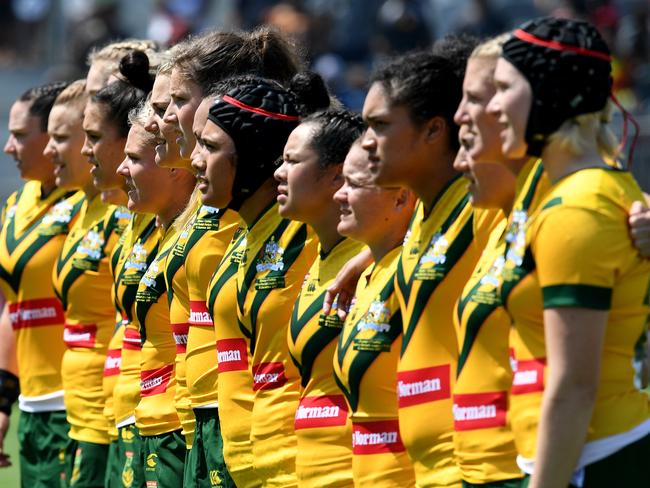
[[521, 431, 650, 488], [63, 438, 109, 487], [463, 478, 524, 488], [104, 441, 119, 488], [183, 408, 235, 488], [113, 424, 145, 488], [141, 429, 186, 488], [17, 409, 69, 488]]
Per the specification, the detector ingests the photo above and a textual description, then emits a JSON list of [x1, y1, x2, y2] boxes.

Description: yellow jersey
[[53, 197, 130, 444], [503, 164, 650, 469], [208, 226, 257, 487], [237, 202, 318, 486], [135, 224, 182, 437], [453, 159, 547, 484], [111, 214, 159, 427], [0, 182, 83, 408], [288, 237, 363, 487], [334, 246, 415, 486], [181, 204, 239, 408], [395, 176, 488, 487], [103, 318, 124, 440], [163, 198, 203, 444]]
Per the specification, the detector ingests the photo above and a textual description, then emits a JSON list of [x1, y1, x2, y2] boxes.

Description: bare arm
[[528, 307, 607, 488], [629, 200, 650, 258], [322, 247, 373, 320], [0, 302, 17, 467]]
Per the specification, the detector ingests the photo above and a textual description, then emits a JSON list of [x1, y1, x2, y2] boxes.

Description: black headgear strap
[[207, 82, 300, 210], [502, 17, 613, 156]]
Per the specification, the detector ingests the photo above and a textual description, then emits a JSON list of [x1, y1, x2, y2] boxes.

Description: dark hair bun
[[119, 50, 154, 92], [289, 71, 330, 116]]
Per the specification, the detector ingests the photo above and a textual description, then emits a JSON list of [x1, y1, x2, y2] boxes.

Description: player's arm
[[0, 301, 18, 468], [323, 247, 373, 320]]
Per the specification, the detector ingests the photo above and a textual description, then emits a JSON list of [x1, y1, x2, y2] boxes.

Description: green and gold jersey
[[502, 163, 650, 466], [103, 318, 124, 440], [53, 196, 130, 444], [181, 204, 239, 408], [288, 238, 363, 486], [453, 159, 546, 484], [135, 224, 182, 437], [163, 196, 201, 444], [334, 246, 416, 484], [237, 202, 318, 484], [111, 214, 159, 427], [395, 176, 494, 487], [0, 181, 83, 406], [208, 226, 256, 487]]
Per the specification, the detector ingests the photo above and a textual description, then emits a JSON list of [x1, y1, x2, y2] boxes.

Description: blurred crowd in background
[[1, 0, 650, 190]]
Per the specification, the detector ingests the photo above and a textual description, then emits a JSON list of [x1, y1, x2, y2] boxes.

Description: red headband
[[222, 95, 300, 121], [513, 29, 612, 62]]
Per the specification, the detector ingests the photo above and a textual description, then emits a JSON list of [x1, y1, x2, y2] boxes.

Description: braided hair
[[301, 109, 365, 169], [19, 81, 71, 132]]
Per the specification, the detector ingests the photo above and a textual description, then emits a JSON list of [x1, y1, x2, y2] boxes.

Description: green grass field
[[0, 405, 20, 487]]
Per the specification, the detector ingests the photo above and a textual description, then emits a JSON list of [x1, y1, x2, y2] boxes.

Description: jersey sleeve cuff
[[542, 284, 612, 310]]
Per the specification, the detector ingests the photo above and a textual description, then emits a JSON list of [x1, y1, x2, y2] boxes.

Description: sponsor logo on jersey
[[294, 395, 348, 430], [8, 298, 64, 329], [511, 357, 546, 395], [217, 338, 248, 372], [453, 391, 508, 431], [352, 420, 405, 454], [209, 469, 222, 487], [103, 348, 122, 376], [252, 362, 286, 391], [64, 323, 97, 348], [189, 301, 213, 326], [171, 323, 189, 354], [397, 364, 451, 408], [255, 237, 285, 272], [140, 364, 174, 397], [122, 326, 142, 351]]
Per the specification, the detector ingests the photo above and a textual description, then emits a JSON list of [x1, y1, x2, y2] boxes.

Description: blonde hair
[[546, 101, 619, 163], [53, 79, 88, 113], [127, 99, 157, 145], [87, 39, 159, 66], [469, 32, 510, 61]]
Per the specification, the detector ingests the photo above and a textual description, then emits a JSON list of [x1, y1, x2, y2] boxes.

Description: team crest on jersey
[[140, 259, 160, 288], [414, 232, 449, 280], [5, 204, 17, 220], [480, 255, 505, 288], [173, 218, 194, 256], [256, 237, 285, 272], [114, 207, 131, 234], [357, 298, 391, 333], [504, 210, 528, 268], [72, 229, 105, 270], [122, 243, 149, 285], [420, 232, 449, 266], [39, 200, 73, 235]]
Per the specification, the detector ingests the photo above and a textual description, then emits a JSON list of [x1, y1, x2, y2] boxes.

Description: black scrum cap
[[208, 80, 300, 210], [502, 17, 612, 156]]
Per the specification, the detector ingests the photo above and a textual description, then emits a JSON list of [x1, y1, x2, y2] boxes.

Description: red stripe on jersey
[[9, 298, 64, 329]]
